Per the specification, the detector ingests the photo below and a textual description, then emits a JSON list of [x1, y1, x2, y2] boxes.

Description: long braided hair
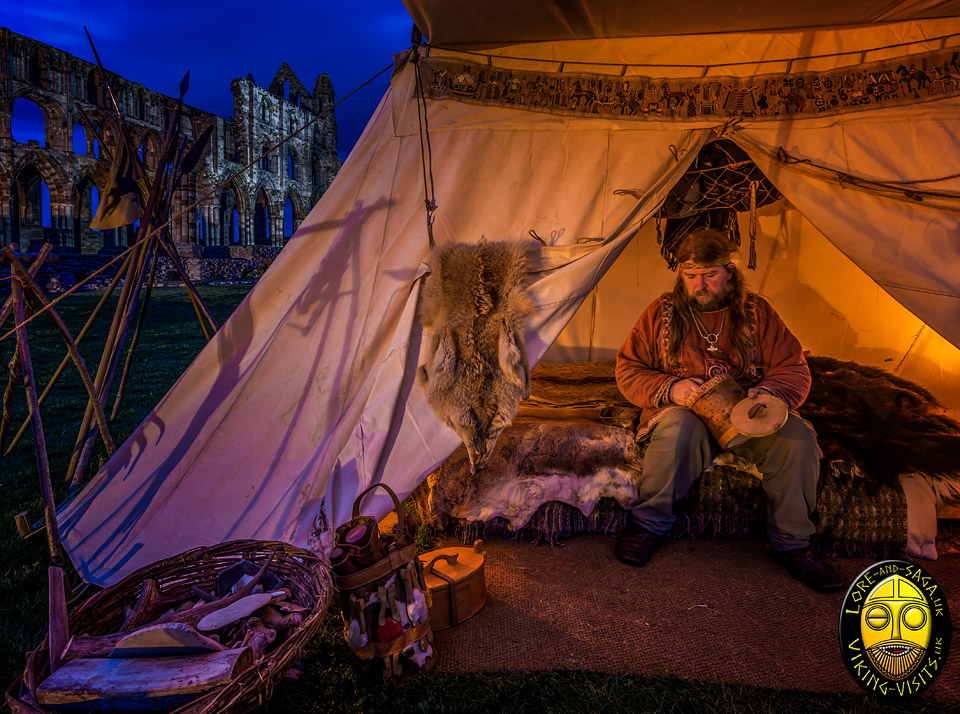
[[665, 229, 753, 376]]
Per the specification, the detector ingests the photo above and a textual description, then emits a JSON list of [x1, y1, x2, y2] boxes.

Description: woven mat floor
[[430, 533, 960, 699]]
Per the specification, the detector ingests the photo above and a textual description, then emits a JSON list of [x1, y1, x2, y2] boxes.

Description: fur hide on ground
[[804, 356, 960, 487], [418, 241, 535, 473]]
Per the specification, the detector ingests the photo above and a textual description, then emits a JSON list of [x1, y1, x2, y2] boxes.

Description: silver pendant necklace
[[691, 309, 726, 352]]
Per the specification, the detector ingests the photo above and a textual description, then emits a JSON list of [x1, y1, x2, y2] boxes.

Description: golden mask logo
[[839, 560, 951, 696]]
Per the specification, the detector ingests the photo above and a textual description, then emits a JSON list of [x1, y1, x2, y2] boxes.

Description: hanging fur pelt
[[418, 241, 535, 474]]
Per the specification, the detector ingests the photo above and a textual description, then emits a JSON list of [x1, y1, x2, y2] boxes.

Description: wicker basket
[[6, 540, 333, 714]]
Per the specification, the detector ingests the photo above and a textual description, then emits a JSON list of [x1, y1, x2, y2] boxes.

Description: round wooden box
[[417, 541, 487, 631]]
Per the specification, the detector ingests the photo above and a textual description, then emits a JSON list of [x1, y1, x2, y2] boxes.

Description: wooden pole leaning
[[0, 337, 21, 461], [0, 244, 52, 459], [10, 274, 70, 673], [66, 226, 156, 488], [3, 248, 115, 457], [110, 239, 162, 421], [0, 243, 53, 330], [5, 252, 128, 457], [64, 229, 149, 486]]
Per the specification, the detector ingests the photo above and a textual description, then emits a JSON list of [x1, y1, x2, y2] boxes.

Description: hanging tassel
[[748, 180, 758, 270]]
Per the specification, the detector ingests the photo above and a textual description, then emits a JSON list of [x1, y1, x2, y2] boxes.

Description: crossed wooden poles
[[2, 30, 219, 492], [0, 30, 228, 674]]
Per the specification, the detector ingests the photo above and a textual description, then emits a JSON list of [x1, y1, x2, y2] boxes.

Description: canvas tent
[[60, 1, 960, 586]]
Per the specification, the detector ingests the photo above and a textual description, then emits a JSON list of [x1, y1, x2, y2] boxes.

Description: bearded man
[[614, 228, 842, 592]]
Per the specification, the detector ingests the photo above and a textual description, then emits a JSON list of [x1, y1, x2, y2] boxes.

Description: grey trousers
[[630, 408, 820, 551]]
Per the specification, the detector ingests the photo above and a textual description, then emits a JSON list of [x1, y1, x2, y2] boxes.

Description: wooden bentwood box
[[417, 541, 487, 631]]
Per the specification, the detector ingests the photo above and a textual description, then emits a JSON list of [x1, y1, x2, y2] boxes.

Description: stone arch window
[[27, 47, 42, 87], [141, 132, 160, 170], [283, 198, 295, 239], [72, 123, 88, 155], [12, 163, 52, 248], [9, 43, 20, 80], [254, 191, 270, 245], [312, 156, 324, 186], [224, 127, 237, 163], [261, 145, 271, 172], [136, 89, 145, 120], [261, 104, 267, 121], [86, 69, 99, 104], [287, 150, 296, 180], [283, 80, 290, 101], [11, 97, 46, 146], [218, 185, 241, 245]]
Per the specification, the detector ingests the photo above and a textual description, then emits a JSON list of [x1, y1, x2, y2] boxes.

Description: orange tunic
[[616, 293, 811, 437]]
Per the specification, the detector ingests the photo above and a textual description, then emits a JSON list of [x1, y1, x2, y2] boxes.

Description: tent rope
[[733, 138, 960, 209], [412, 38, 439, 250]]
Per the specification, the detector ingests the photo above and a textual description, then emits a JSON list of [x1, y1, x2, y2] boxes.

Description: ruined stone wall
[[0, 27, 341, 257]]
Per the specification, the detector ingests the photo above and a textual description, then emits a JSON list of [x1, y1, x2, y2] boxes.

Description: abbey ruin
[[0, 27, 340, 256]]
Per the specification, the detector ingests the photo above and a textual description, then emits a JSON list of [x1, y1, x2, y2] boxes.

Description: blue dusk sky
[[3, 0, 415, 161]]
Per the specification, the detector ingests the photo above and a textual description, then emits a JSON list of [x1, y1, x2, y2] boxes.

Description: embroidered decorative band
[[417, 49, 960, 121]]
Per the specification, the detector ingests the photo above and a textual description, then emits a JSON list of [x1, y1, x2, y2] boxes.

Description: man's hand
[[669, 378, 703, 404]]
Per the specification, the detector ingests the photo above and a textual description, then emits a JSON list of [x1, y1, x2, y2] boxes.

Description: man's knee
[[650, 408, 711, 446], [775, 414, 819, 453]]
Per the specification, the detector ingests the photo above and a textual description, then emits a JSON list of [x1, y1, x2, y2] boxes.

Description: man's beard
[[687, 282, 733, 311]]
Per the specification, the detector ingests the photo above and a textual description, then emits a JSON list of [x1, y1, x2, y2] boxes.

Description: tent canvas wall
[[59, 2, 960, 586]]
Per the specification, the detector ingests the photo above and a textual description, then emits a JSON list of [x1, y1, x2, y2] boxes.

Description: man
[[614, 228, 842, 592]]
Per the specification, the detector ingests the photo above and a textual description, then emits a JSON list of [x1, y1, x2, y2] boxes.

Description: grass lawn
[[0, 283, 954, 713]]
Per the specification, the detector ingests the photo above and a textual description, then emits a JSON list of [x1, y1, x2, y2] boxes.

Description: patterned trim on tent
[[417, 49, 960, 120]]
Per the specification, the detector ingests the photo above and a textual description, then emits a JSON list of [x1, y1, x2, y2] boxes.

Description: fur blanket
[[418, 241, 535, 473], [805, 356, 960, 486]]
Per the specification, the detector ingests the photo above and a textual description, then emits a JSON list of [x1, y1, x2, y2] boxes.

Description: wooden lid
[[418, 541, 486, 591], [729, 394, 788, 437]]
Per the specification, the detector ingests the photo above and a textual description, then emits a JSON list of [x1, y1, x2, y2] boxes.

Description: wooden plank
[[109, 623, 226, 658], [14, 512, 32, 538], [48, 567, 69, 672], [36, 647, 252, 712]]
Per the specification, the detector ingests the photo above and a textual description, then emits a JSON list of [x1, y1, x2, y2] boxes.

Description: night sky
[[4, 0, 414, 161]]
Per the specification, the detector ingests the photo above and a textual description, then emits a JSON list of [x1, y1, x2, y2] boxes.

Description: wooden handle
[[351, 483, 407, 544], [748, 403, 766, 419], [422, 553, 459, 575]]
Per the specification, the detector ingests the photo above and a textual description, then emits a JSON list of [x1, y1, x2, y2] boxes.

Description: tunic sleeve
[[616, 298, 679, 409], [752, 296, 811, 410]]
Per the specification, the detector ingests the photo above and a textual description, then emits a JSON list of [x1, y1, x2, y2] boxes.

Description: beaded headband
[[677, 257, 733, 271]]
